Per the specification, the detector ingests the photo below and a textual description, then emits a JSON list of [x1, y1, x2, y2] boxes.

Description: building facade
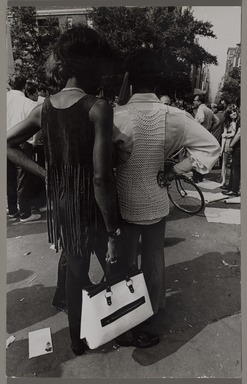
[[35, 6, 92, 31], [224, 43, 241, 78]]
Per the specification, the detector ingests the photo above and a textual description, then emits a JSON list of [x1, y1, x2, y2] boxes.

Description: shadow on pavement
[[136, 236, 185, 256], [7, 285, 58, 334], [132, 250, 241, 366], [7, 213, 48, 239], [6, 250, 241, 375], [7, 269, 34, 284], [164, 237, 185, 248], [6, 327, 73, 378], [167, 207, 206, 222]]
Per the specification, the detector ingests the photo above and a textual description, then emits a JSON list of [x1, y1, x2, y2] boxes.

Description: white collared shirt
[[195, 103, 219, 130], [7, 90, 37, 131]]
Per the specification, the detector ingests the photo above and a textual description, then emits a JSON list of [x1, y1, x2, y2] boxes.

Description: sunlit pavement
[[6, 169, 241, 379]]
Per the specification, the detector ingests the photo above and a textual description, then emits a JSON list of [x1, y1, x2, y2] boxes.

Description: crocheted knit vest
[[116, 104, 169, 222]]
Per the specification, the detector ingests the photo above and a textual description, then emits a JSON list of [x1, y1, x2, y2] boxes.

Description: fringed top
[[41, 95, 103, 258]]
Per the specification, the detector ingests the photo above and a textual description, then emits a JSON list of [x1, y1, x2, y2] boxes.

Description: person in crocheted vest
[[113, 48, 221, 347], [7, 25, 122, 356]]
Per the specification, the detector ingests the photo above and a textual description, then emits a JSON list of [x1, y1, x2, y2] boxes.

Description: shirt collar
[[128, 93, 161, 103], [9, 90, 25, 96]]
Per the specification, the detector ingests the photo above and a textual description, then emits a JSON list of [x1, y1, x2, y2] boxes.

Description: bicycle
[[158, 149, 205, 214]]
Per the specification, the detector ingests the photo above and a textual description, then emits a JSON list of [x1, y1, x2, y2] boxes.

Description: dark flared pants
[[18, 142, 37, 218], [7, 159, 18, 215], [228, 146, 240, 193], [121, 217, 166, 314], [7, 143, 36, 218], [52, 215, 108, 347]]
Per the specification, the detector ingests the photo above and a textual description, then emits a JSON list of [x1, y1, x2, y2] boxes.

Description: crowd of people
[[7, 24, 240, 356], [158, 93, 241, 195]]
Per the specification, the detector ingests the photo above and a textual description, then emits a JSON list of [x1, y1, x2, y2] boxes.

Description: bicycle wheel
[[168, 175, 205, 214]]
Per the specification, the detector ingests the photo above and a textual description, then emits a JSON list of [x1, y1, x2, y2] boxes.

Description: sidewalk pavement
[[6, 169, 241, 378]]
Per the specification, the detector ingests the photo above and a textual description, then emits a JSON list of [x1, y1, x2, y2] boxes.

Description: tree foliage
[[89, 6, 218, 97], [221, 67, 241, 104], [9, 6, 61, 83]]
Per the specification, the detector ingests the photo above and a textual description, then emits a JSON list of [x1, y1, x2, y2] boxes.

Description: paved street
[[6, 168, 241, 379]]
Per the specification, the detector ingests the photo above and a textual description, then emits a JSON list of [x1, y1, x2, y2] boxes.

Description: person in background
[[25, 81, 39, 102], [210, 103, 218, 114], [37, 83, 50, 104], [175, 98, 186, 110], [222, 119, 241, 197], [207, 103, 225, 145], [7, 25, 122, 356], [220, 107, 240, 188], [32, 83, 50, 208], [214, 103, 225, 144], [219, 99, 228, 111], [112, 48, 221, 348], [24, 80, 45, 212], [7, 73, 41, 222], [160, 94, 171, 106], [192, 94, 220, 183]]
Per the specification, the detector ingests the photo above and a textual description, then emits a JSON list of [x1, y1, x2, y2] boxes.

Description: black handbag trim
[[85, 269, 143, 298], [100, 296, 146, 327]]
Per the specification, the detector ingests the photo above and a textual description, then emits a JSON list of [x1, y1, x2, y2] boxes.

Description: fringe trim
[[46, 163, 97, 258]]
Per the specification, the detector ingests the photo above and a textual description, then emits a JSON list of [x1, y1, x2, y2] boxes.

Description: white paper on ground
[[204, 207, 240, 224], [225, 196, 241, 204], [6, 335, 16, 348], [28, 327, 53, 358], [196, 180, 222, 190], [202, 192, 229, 203], [182, 190, 226, 203]]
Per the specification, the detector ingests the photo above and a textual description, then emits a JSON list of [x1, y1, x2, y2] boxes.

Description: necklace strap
[[61, 87, 85, 93]]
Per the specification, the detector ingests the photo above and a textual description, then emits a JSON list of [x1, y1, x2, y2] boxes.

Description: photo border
[[1, 0, 245, 384]]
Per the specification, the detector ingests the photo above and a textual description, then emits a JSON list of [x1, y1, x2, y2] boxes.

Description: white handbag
[[80, 260, 154, 349]]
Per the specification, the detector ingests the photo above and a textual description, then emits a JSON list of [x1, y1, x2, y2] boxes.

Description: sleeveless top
[[116, 103, 169, 222], [41, 95, 104, 258]]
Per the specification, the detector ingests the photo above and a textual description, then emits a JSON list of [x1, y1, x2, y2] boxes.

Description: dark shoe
[[192, 179, 199, 184], [115, 331, 137, 347], [20, 213, 41, 222], [71, 340, 88, 356], [116, 331, 159, 348], [52, 300, 68, 314], [193, 178, 203, 184], [8, 211, 20, 220], [220, 184, 229, 190], [222, 190, 239, 197], [135, 332, 160, 348], [53, 305, 68, 314]]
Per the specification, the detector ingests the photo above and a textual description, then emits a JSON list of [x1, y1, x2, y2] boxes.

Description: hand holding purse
[[80, 256, 154, 349]]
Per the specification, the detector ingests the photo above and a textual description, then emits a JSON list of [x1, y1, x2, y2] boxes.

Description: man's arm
[[173, 112, 221, 175], [195, 106, 205, 125], [209, 113, 220, 133]]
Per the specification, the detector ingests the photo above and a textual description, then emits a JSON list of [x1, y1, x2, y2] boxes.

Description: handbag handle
[[105, 254, 134, 306]]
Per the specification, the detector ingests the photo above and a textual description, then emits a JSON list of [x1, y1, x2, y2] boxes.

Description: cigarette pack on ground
[[28, 327, 53, 358]]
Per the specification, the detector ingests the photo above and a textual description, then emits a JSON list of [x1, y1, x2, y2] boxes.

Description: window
[[67, 17, 73, 28]]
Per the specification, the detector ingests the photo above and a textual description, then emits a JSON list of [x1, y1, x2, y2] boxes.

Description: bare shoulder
[[89, 98, 112, 120], [28, 103, 43, 126]]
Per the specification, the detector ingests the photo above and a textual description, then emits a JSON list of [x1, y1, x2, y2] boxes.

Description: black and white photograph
[[5, 4, 242, 379]]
